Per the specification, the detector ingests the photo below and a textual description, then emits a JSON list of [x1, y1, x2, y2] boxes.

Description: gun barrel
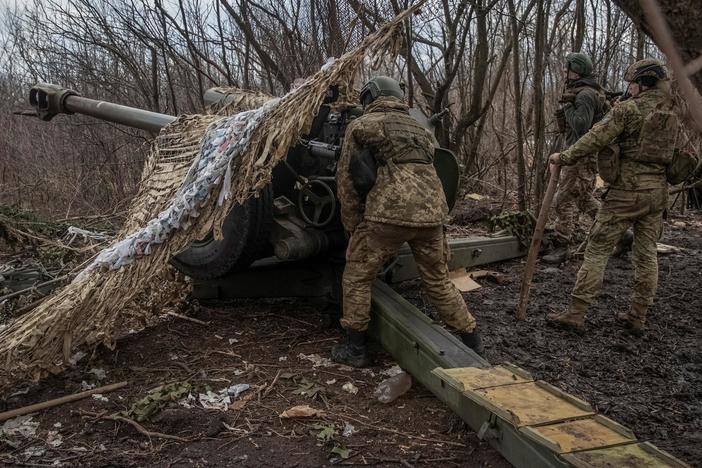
[[29, 83, 176, 133]]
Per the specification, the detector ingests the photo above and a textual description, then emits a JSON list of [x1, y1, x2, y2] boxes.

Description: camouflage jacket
[[561, 77, 608, 169], [336, 96, 448, 232], [561, 88, 673, 191]]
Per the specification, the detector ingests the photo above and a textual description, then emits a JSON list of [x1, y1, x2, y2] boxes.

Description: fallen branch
[[104, 414, 191, 442], [337, 413, 466, 448], [166, 311, 209, 326], [262, 369, 282, 399], [0, 381, 127, 422]]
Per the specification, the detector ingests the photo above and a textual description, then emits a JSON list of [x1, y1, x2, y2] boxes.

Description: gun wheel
[[170, 185, 273, 279]]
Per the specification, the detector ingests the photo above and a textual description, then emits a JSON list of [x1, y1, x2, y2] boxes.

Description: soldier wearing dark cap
[[331, 76, 483, 367], [544, 52, 610, 264], [547, 59, 676, 335]]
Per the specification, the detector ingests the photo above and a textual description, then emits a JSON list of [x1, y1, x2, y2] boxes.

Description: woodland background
[[0, 0, 698, 220]]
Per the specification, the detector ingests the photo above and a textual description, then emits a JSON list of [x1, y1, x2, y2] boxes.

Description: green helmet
[[624, 58, 668, 83], [565, 52, 594, 77], [359, 76, 404, 105]]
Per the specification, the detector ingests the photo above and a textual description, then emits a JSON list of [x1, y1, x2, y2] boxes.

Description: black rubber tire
[[170, 185, 273, 279]]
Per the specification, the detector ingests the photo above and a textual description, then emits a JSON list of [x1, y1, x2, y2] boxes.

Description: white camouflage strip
[[79, 98, 281, 276]]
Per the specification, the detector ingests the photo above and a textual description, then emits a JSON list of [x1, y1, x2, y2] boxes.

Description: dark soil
[[0, 299, 507, 467], [1, 203, 699, 467], [399, 212, 702, 465]]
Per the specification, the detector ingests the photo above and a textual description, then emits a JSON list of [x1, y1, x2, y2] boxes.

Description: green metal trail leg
[[369, 281, 569, 468], [368, 280, 488, 371], [388, 236, 525, 283]]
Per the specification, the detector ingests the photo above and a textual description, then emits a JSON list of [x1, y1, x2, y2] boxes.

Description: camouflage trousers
[[341, 221, 476, 333], [554, 165, 600, 242], [571, 187, 667, 307]]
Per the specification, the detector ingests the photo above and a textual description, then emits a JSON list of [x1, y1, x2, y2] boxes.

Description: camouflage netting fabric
[[0, 5, 420, 393]]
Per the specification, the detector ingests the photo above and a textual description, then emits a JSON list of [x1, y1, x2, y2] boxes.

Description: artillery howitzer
[[22, 86, 691, 468], [28, 83, 462, 285]]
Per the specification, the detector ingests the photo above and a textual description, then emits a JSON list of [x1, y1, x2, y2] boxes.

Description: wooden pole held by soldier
[[516, 163, 561, 320]]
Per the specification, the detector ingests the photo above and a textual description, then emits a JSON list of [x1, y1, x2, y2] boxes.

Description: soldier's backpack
[[634, 102, 679, 165], [666, 148, 700, 185]]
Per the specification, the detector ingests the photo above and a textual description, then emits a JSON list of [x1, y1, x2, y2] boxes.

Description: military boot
[[460, 328, 485, 356], [542, 239, 570, 264], [617, 302, 647, 336], [547, 297, 588, 331], [613, 230, 634, 257], [331, 330, 370, 368]]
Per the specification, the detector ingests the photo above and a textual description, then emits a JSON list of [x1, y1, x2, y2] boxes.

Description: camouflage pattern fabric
[[554, 78, 607, 241], [571, 187, 666, 307], [560, 87, 675, 316], [336, 96, 448, 232], [553, 165, 600, 241], [560, 88, 672, 190], [340, 221, 476, 332]]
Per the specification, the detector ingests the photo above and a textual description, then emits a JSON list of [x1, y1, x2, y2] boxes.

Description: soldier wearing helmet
[[331, 76, 482, 366], [547, 58, 676, 335], [543, 52, 610, 264]]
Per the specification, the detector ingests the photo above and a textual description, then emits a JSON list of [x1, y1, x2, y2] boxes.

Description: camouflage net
[[0, 4, 421, 393], [490, 211, 537, 248]]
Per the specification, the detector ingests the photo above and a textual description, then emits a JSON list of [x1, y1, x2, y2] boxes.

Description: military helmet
[[359, 76, 404, 105], [624, 58, 668, 83], [565, 52, 594, 77]]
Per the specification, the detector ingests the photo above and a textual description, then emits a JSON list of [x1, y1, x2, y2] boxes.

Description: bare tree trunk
[[574, 0, 585, 51], [533, 0, 548, 214], [507, 0, 527, 211], [636, 26, 646, 59], [463, 0, 490, 163], [150, 48, 159, 111]]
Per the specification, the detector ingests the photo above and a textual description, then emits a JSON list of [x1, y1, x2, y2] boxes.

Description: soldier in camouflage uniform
[[331, 76, 482, 367], [547, 59, 675, 335], [544, 53, 610, 264]]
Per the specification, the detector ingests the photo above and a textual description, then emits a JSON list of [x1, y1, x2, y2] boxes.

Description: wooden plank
[[521, 417, 635, 453], [440, 365, 532, 391], [449, 269, 482, 292], [470, 381, 594, 427], [562, 441, 690, 468]]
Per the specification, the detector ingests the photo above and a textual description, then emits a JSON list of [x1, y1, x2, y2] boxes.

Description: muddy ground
[[0, 205, 700, 467], [401, 207, 702, 465]]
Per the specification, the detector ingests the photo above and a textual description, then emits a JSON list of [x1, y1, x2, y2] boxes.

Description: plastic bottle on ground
[[373, 371, 412, 403]]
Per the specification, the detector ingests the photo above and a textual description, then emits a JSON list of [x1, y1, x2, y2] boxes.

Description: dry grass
[[0, 4, 422, 393]]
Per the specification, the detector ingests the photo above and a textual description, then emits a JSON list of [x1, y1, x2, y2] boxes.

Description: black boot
[[613, 229, 634, 257], [331, 330, 370, 368], [460, 329, 485, 356], [542, 242, 569, 264]]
